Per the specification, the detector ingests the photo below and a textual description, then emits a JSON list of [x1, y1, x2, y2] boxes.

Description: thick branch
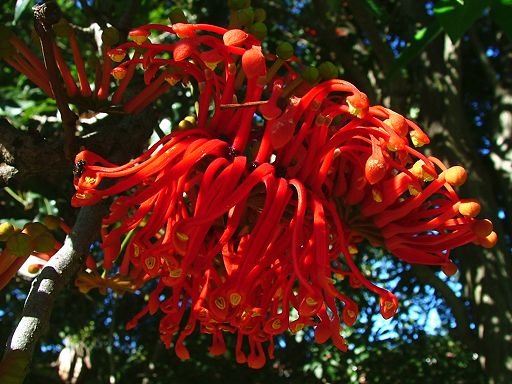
[[0, 203, 107, 383], [0, 118, 69, 187]]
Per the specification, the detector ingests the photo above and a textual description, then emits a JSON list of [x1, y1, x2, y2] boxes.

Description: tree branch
[[410, 265, 476, 347], [0, 118, 69, 187], [0, 203, 107, 383], [33, 1, 78, 159]]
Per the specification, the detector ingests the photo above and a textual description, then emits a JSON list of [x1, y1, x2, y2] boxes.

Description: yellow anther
[[175, 232, 189, 241], [372, 188, 383, 203], [348, 245, 358, 254], [214, 296, 226, 310], [305, 296, 317, 306], [229, 292, 242, 306], [169, 268, 182, 278], [145, 256, 156, 270]]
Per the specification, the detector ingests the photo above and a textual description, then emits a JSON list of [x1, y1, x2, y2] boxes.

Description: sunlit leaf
[[363, 0, 385, 19], [434, 0, 490, 42], [13, 0, 31, 24]]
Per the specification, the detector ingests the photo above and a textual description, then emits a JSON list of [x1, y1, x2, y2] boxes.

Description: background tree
[[1, 1, 510, 383]]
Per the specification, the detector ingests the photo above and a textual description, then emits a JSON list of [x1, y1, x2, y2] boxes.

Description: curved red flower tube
[[70, 21, 497, 368]]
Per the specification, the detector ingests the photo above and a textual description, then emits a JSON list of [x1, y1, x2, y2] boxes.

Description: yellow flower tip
[[111, 67, 127, 80], [128, 28, 150, 44], [458, 199, 481, 218], [444, 166, 467, 186], [346, 92, 369, 118], [441, 262, 458, 277], [348, 245, 358, 254], [410, 130, 429, 147], [107, 48, 126, 62], [200, 50, 223, 70], [178, 115, 196, 130], [411, 160, 435, 182], [372, 188, 383, 202], [407, 184, 421, 196], [164, 73, 181, 86]]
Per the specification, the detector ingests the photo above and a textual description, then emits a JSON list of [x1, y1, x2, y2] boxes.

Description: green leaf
[[13, 0, 31, 24], [387, 20, 443, 81], [363, 0, 385, 19], [434, 0, 490, 42], [491, 0, 512, 39]]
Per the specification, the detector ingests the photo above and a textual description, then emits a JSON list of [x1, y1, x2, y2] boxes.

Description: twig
[[33, 1, 78, 160], [220, 100, 269, 109]]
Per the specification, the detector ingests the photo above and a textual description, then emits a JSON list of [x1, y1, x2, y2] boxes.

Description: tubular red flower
[[68, 21, 497, 369]]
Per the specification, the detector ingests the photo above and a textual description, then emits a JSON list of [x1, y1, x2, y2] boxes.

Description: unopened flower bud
[[302, 66, 319, 83], [444, 166, 467, 186], [0, 222, 15, 241], [32, 232, 55, 253], [318, 61, 338, 80], [276, 42, 294, 60], [253, 8, 266, 22], [442, 262, 458, 277], [458, 199, 481, 217], [42, 215, 61, 230], [242, 46, 266, 79], [223, 29, 248, 46], [22, 222, 48, 238], [111, 67, 127, 80], [249, 22, 267, 41], [6, 233, 32, 258], [237, 7, 254, 27]]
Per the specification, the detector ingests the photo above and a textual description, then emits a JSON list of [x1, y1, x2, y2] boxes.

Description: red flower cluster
[[71, 23, 496, 367]]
